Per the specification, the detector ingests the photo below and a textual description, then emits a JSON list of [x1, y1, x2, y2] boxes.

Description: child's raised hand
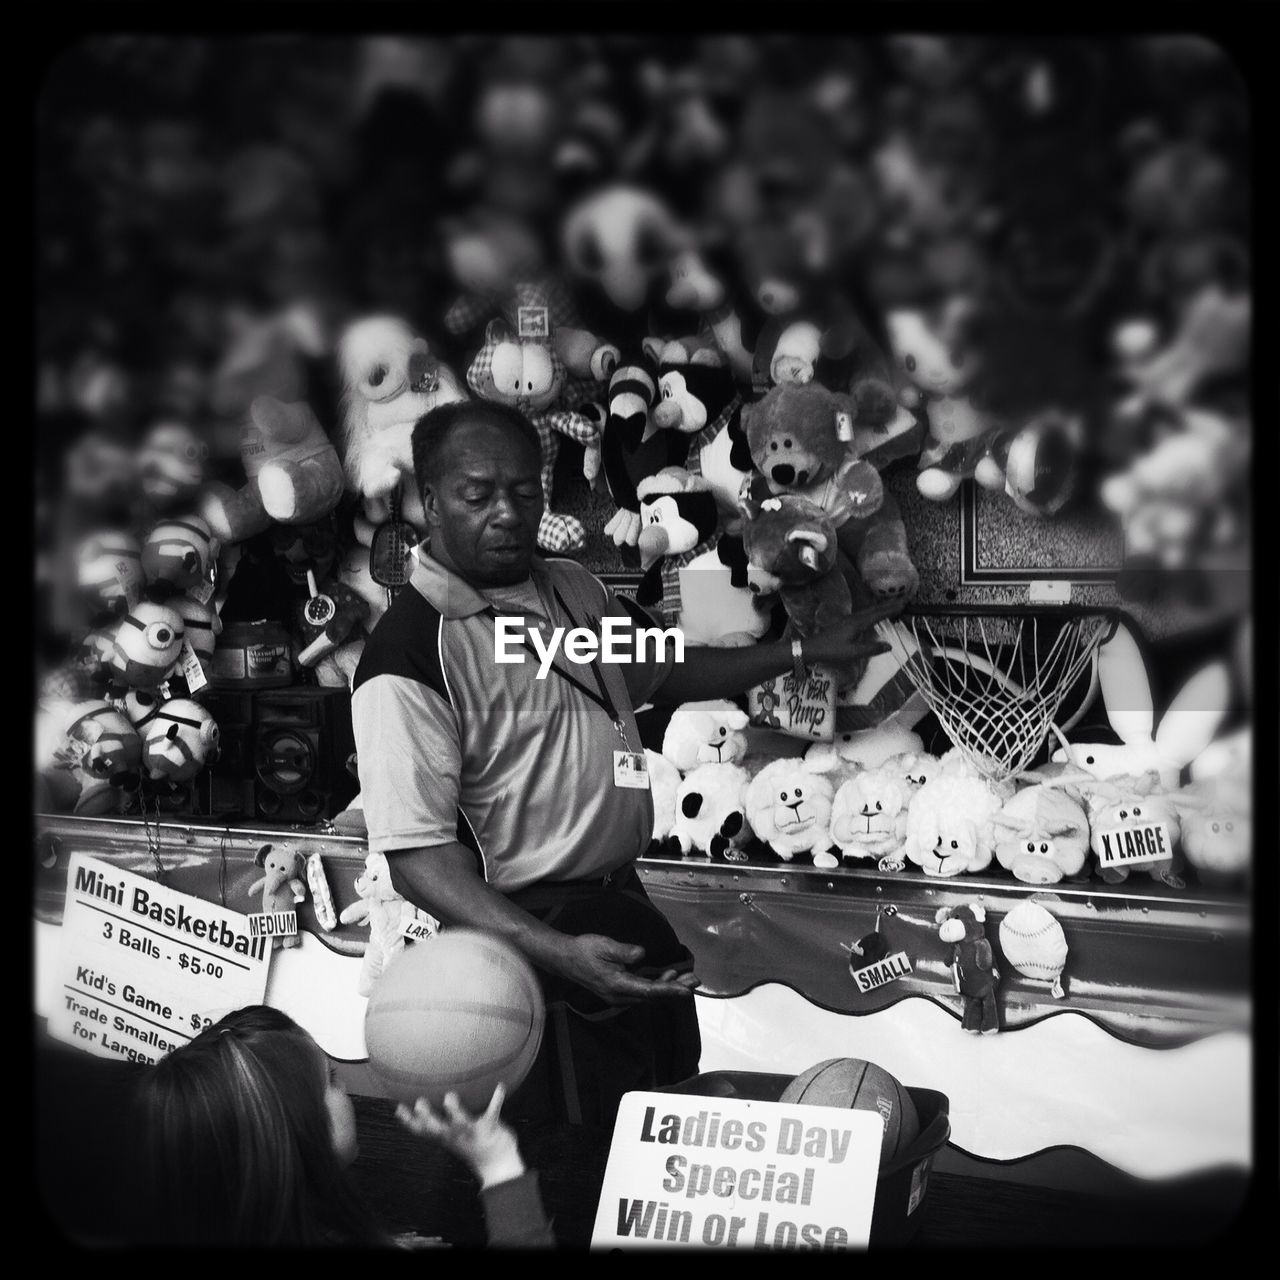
[[395, 1084, 525, 1188]]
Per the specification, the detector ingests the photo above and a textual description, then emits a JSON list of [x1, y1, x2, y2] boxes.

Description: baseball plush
[[998, 902, 1069, 998]]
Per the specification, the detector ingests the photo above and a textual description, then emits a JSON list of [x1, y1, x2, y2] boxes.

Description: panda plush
[[642, 337, 754, 525], [598, 345, 691, 548], [633, 468, 769, 646]]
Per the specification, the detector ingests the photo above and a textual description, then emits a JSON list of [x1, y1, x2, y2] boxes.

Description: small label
[[614, 750, 651, 790], [402, 917, 435, 943], [517, 306, 550, 339], [248, 910, 298, 939], [1029, 580, 1072, 604], [907, 1156, 932, 1216], [1095, 822, 1173, 868], [178, 640, 209, 693], [851, 950, 913, 995]]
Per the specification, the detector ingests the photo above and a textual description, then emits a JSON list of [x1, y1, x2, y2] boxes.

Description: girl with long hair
[[134, 1004, 553, 1248]]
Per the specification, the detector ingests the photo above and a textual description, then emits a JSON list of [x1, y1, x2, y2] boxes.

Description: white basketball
[[999, 902, 1068, 996]]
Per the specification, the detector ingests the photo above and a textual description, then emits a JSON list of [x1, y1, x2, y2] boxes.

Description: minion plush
[[64, 700, 143, 786], [171, 593, 223, 670], [105, 601, 185, 691], [119, 688, 164, 732], [141, 515, 219, 598], [75, 530, 144, 623], [141, 698, 221, 783]]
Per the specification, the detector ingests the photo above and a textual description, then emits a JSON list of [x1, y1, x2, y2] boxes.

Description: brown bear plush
[[743, 383, 919, 600]]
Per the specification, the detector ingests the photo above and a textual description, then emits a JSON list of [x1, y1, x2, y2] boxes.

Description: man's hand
[[557, 933, 700, 1006], [800, 596, 907, 672]]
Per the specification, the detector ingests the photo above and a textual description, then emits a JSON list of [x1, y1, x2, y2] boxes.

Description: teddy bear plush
[[733, 492, 851, 642], [672, 763, 754, 861], [935, 903, 1000, 1034], [247, 847, 307, 951], [743, 383, 919, 600], [660, 699, 751, 774], [200, 395, 346, 545], [337, 316, 469, 533], [339, 851, 436, 997], [745, 758, 838, 868], [466, 311, 603, 555], [829, 766, 912, 871]]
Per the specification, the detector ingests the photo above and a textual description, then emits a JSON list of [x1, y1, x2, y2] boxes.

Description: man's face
[[423, 421, 544, 586]]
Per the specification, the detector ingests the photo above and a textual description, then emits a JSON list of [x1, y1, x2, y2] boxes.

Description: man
[[351, 400, 900, 1125]]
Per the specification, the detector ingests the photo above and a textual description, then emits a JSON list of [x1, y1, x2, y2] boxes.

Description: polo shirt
[[351, 553, 675, 892]]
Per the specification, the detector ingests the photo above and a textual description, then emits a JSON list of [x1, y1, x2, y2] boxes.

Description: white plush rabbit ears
[[1099, 621, 1230, 769]]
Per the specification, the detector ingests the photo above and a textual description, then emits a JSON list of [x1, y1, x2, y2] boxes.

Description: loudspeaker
[[250, 687, 358, 823]]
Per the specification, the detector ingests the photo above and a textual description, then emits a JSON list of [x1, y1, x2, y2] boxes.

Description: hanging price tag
[[850, 951, 913, 995], [517, 306, 550, 339], [178, 640, 208, 693]]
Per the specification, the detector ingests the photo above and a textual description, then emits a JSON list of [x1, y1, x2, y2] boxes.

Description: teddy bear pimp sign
[[591, 1093, 882, 1251]]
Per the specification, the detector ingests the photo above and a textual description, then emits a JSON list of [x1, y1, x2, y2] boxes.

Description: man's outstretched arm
[[386, 842, 697, 1005], [654, 597, 903, 705]]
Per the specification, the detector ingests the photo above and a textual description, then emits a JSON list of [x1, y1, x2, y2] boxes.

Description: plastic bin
[[656, 1070, 950, 1247]]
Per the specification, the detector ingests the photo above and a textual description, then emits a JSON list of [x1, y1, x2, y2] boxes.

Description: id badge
[[613, 750, 651, 790]]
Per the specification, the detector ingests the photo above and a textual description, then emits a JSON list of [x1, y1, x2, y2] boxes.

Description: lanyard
[[483, 585, 633, 750]]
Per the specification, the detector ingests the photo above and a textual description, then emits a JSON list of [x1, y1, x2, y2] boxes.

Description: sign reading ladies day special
[[591, 1093, 882, 1251], [50, 854, 270, 1064]]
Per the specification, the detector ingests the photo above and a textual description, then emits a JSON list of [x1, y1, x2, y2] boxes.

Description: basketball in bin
[[364, 929, 545, 1112], [781, 1058, 920, 1167]]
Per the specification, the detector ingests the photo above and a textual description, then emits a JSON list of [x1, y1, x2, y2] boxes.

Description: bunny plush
[[1051, 621, 1230, 792]]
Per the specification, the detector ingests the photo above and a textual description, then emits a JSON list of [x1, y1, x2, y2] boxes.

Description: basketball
[[780, 1058, 921, 1168], [364, 929, 546, 1112]]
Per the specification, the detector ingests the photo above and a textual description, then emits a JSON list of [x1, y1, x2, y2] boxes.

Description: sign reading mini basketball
[[591, 1093, 882, 1251]]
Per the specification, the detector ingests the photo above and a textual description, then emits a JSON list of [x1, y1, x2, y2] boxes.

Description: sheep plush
[[337, 316, 469, 531], [829, 766, 911, 870], [904, 775, 1004, 876], [646, 748, 683, 845], [661, 699, 750, 773], [672, 763, 753, 860], [806, 719, 925, 782], [745, 758, 837, 867], [1171, 781, 1251, 884]]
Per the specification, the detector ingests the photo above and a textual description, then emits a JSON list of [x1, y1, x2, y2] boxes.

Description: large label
[[1094, 823, 1173, 869], [50, 854, 270, 1064], [591, 1092, 882, 1251]]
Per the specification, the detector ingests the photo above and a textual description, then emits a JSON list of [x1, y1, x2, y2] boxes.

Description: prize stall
[[34, 33, 1253, 1248]]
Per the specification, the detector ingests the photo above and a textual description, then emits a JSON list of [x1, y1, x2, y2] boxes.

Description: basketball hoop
[[877, 606, 1118, 782]]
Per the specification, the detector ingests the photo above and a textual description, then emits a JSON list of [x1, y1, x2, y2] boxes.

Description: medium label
[[248, 910, 298, 938]]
